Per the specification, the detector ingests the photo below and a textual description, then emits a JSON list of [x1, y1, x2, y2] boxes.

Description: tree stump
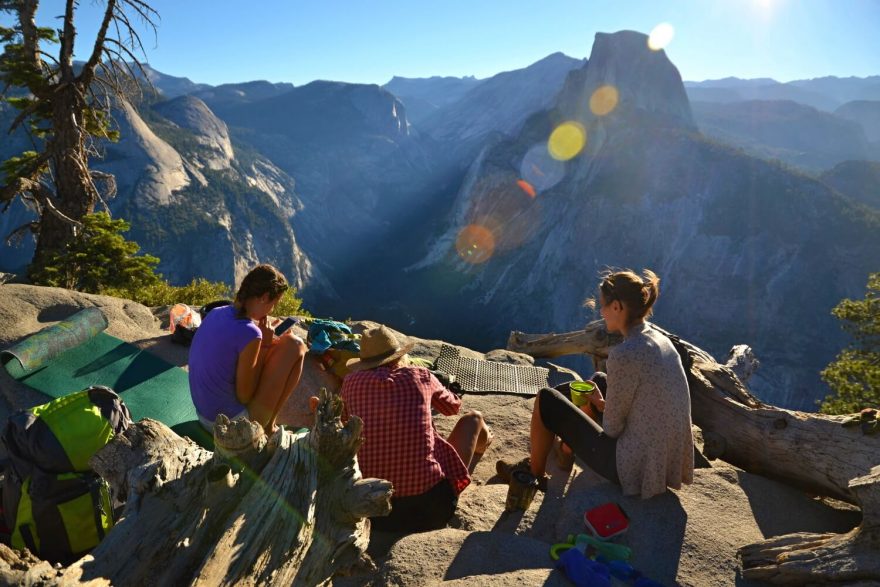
[[0, 388, 392, 586], [508, 320, 880, 584]]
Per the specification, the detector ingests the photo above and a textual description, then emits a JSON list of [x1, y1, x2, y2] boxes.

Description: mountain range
[[1, 31, 878, 411]]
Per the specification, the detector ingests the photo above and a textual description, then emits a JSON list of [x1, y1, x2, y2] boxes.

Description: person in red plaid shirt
[[341, 325, 492, 533]]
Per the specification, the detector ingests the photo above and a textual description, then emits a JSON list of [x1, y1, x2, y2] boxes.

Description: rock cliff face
[[398, 31, 880, 410], [421, 53, 583, 146], [383, 74, 482, 124], [152, 95, 235, 170], [108, 99, 320, 291], [0, 94, 321, 291], [556, 31, 694, 132], [210, 80, 443, 275], [98, 100, 191, 207]]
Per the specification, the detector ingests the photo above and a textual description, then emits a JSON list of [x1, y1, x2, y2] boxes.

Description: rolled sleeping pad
[[1, 307, 109, 378]]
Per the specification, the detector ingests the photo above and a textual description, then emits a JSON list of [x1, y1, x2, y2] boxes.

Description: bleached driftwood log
[[508, 320, 622, 362], [725, 344, 760, 385], [509, 320, 880, 585], [738, 466, 880, 585], [509, 320, 880, 501], [0, 388, 392, 586]]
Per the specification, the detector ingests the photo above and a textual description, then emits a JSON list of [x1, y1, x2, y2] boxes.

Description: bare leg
[[248, 335, 307, 432], [530, 395, 555, 478], [267, 337, 306, 431], [447, 410, 489, 469]]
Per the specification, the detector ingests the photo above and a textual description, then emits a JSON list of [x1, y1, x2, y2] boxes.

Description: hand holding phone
[[274, 317, 299, 336]]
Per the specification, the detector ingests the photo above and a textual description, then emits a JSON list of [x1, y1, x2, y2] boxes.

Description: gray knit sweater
[[603, 322, 695, 499]]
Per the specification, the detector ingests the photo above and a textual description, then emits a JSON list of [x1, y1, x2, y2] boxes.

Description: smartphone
[[274, 317, 299, 336]]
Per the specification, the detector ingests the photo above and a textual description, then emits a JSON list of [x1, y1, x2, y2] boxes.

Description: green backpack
[[1, 386, 131, 563]]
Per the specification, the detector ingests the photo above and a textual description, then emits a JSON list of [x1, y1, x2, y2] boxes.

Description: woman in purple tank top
[[189, 264, 307, 434]]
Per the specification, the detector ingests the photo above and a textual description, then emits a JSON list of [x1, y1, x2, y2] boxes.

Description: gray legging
[[538, 374, 620, 484]]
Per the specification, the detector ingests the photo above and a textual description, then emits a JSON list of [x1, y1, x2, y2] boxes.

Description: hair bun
[[641, 269, 660, 309]]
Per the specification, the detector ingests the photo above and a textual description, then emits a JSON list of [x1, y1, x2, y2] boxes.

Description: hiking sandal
[[495, 457, 531, 483]]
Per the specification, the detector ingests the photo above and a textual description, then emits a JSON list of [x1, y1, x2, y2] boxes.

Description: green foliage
[[274, 288, 310, 318], [84, 108, 120, 142], [820, 273, 880, 414], [1, 150, 45, 181], [107, 278, 232, 308], [34, 210, 312, 316], [107, 275, 310, 318], [30, 212, 161, 293]]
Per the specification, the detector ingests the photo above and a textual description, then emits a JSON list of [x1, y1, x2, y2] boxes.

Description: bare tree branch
[[8, 177, 81, 228], [118, 0, 159, 40], [36, 49, 60, 67], [90, 169, 117, 209], [8, 96, 43, 134], [79, 0, 118, 87]]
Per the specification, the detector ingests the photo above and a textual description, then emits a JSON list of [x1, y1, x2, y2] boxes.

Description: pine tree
[[30, 211, 160, 293], [0, 0, 158, 279], [820, 273, 880, 414]]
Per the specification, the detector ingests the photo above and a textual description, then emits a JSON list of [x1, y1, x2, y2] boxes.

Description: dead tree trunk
[[508, 321, 880, 585], [508, 320, 879, 501], [0, 388, 392, 586], [738, 466, 880, 585]]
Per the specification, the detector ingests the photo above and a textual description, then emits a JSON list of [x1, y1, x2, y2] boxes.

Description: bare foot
[[475, 424, 494, 455]]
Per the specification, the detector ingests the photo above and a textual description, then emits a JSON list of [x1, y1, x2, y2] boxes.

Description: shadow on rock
[[735, 469, 861, 537], [558, 469, 688, 585], [442, 530, 554, 580]]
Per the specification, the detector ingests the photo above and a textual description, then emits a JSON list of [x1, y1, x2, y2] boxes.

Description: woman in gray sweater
[[526, 269, 694, 499]]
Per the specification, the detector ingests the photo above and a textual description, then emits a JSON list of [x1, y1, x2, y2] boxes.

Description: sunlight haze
[[4, 0, 878, 85]]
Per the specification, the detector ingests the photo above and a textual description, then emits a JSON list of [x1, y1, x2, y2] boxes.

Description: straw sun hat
[[345, 325, 415, 371]]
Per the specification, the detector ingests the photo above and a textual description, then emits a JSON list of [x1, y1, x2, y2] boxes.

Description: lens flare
[[520, 144, 565, 192], [455, 224, 495, 264], [517, 179, 536, 198], [648, 23, 675, 51], [590, 85, 619, 116], [464, 175, 544, 254], [547, 122, 586, 161]]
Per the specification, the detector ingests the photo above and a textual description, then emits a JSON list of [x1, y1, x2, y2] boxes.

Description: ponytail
[[592, 268, 661, 326], [640, 269, 660, 318]]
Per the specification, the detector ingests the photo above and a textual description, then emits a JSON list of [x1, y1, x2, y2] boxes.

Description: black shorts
[[370, 478, 458, 533], [538, 385, 620, 485]]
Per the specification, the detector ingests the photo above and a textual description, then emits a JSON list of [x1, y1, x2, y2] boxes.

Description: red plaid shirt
[[341, 365, 471, 497]]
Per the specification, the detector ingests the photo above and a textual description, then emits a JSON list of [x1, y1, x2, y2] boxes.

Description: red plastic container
[[583, 502, 629, 539]]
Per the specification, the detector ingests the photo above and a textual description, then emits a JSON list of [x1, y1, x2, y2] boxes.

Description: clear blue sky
[[6, 0, 880, 86]]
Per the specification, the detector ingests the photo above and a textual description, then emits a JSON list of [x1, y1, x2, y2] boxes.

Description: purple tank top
[[189, 305, 261, 420]]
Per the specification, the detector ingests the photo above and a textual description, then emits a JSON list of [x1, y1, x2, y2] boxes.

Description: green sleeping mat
[[1, 307, 210, 447]]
